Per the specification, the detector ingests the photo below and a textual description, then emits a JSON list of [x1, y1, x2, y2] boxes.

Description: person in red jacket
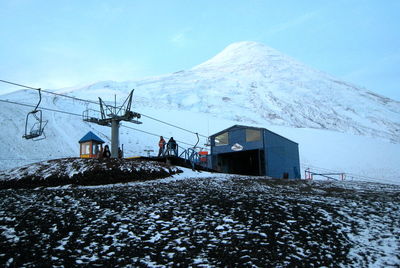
[[158, 136, 166, 157]]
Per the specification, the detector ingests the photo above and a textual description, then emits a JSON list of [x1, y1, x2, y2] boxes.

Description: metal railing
[[179, 148, 200, 169]]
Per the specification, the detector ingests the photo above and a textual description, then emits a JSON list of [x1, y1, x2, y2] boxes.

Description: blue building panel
[[211, 126, 263, 153], [209, 125, 300, 179], [263, 130, 300, 179], [212, 140, 264, 154]]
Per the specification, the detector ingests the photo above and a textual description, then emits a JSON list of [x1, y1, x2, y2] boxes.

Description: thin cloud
[[170, 28, 192, 47], [266, 10, 320, 36]]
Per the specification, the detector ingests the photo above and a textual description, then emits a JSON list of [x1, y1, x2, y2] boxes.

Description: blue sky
[[0, 0, 399, 100]]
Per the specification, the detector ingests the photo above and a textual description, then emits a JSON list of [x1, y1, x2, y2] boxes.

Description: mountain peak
[[192, 41, 288, 70], [220, 41, 280, 54]]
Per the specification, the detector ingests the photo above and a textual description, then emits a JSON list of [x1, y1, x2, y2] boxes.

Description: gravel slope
[[0, 177, 399, 267]]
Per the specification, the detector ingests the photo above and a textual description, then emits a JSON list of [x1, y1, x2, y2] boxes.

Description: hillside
[[66, 41, 400, 143], [0, 158, 181, 189], [0, 41, 399, 183], [1, 175, 399, 266]]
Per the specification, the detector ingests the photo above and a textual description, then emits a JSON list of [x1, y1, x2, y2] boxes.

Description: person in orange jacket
[[158, 136, 166, 157]]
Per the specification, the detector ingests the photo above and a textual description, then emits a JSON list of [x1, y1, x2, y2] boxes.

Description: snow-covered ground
[[0, 94, 399, 184], [0, 158, 179, 182], [0, 173, 399, 266], [0, 157, 183, 190], [1, 40, 400, 268]]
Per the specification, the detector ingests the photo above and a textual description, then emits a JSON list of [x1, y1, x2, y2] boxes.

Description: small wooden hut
[[79, 131, 105, 158]]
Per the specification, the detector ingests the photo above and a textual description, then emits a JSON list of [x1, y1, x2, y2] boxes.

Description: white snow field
[[0, 91, 399, 184]]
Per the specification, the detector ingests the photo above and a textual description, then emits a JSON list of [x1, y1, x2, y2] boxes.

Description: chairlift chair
[[22, 110, 48, 140], [22, 88, 48, 140]]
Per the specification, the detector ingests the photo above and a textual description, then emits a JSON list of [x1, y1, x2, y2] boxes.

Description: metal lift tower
[[83, 90, 142, 158]]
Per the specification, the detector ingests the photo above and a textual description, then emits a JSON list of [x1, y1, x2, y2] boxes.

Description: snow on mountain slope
[[0, 90, 399, 184], [0, 41, 399, 183], [64, 41, 400, 143]]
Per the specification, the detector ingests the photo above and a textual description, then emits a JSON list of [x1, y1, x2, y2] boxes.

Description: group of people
[[94, 137, 177, 159], [158, 136, 178, 157], [96, 144, 123, 159], [96, 144, 111, 159]]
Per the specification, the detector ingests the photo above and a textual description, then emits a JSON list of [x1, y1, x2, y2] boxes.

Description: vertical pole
[[258, 149, 262, 176], [114, 94, 117, 115], [111, 119, 119, 158]]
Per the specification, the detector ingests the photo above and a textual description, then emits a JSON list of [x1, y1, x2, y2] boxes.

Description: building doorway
[[216, 149, 264, 176]]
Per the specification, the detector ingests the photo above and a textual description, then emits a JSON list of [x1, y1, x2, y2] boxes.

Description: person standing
[[97, 144, 103, 159], [158, 136, 166, 157], [103, 145, 111, 158], [167, 137, 178, 156]]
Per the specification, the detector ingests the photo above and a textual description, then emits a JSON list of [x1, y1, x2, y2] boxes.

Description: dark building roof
[[210, 125, 262, 138], [210, 124, 298, 145], [79, 131, 105, 144]]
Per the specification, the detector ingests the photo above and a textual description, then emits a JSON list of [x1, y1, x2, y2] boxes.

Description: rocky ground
[[0, 175, 399, 267], [0, 158, 181, 189]]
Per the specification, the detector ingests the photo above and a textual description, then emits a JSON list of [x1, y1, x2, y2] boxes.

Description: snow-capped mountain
[[66, 41, 400, 143], [0, 41, 399, 183]]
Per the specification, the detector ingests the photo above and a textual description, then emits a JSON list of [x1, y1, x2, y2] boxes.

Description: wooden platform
[[138, 156, 216, 172]]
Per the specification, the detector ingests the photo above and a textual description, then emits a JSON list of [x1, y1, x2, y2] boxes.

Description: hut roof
[[79, 131, 105, 144]]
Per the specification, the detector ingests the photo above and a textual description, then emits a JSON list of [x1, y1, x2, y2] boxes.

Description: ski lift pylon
[[22, 88, 48, 140]]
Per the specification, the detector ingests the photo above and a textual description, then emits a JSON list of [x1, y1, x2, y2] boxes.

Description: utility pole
[[83, 90, 142, 158]]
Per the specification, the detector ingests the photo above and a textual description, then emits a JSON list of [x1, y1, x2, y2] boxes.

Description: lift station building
[[209, 125, 300, 178]]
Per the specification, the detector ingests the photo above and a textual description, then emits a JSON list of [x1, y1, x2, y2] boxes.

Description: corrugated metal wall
[[210, 125, 300, 179], [263, 130, 300, 179], [211, 127, 263, 154]]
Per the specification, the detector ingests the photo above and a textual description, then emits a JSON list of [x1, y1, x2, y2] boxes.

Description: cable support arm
[[1, 79, 208, 137]]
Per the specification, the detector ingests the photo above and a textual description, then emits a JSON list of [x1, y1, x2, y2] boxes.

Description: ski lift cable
[[0, 80, 44, 113], [0, 98, 191, 146], [0, 98, 200, 148], [139, 114, 208, 138], [0, 79, 41, 90], [0, 79, 209, 137], [0, 99, 83, 117], [0, 80, 47, 139], [121, 125, 197, 147], [0, 79, 99, 105], [4, 95, 390, 180]]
